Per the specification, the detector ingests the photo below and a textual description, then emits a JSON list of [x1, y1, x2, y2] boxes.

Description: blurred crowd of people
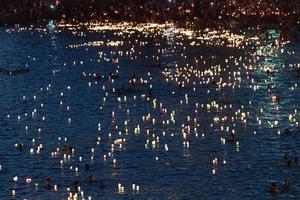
[[0, 0, 300, 37], [0, 0, 53, 23]]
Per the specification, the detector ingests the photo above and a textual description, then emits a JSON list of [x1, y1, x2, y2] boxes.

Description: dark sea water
[[0, 23, 300, 200]]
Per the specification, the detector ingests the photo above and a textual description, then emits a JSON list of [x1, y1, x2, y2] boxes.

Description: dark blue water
[[0, 24, 300, 200]]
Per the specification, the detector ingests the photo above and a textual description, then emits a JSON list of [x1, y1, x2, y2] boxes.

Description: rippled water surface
[[0, 24, 300, 200]]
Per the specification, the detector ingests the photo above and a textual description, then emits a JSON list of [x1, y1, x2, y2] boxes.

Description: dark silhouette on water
[[269, 182, 279, 194], [85, 164, 90, 171], [99, 180, 106, 190], [88, 175, 95, 184], [16, 143, 24, 151], [228, 133, 236, 142], [296, 68, 300, 78], [73, 180, 80, 191], [146, 63, 162, 69], [267, 84, 272, 92], [284, 153, 289, 160], [44, 177, 52, 189], [0, 68, 30, 75], [281, 178, 290, 189], [282, 128, 290, 135]]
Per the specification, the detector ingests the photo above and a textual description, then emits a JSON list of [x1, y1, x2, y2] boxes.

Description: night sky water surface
[[0, 24, 300, 200]]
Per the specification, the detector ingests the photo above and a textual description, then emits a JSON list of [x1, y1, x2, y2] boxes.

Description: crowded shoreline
[[1, 0, 300, 40]]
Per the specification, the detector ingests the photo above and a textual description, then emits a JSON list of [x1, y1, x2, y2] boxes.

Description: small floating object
[[26, 178, 32, 184], [272, 95, 280, 102], [118, 183, 125, 193], [15, 143, 24, 151], [13, 176, 18, 182]]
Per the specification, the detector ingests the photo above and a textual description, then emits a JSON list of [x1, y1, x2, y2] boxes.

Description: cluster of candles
[[1, 21, 299, 199]]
